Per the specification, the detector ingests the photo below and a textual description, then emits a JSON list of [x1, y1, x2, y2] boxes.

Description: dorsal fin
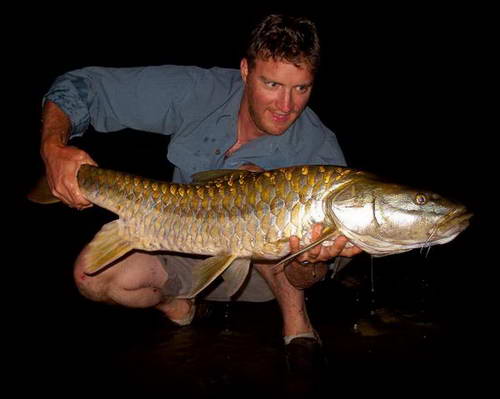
[[191, 169, 253, 184]]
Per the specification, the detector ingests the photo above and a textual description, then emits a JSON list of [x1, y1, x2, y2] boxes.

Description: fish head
[[325, 175, 472, 256]]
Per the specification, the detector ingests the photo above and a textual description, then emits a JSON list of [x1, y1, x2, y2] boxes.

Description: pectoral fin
[[183, 254, 238, 298], [274, 230, 339, 267], [83, 220, 134, 275], [220, 258, 251, 297]]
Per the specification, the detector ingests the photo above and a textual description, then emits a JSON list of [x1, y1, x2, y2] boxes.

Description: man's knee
[[73, 252, 109, 302], [72, 250, 168, 303]]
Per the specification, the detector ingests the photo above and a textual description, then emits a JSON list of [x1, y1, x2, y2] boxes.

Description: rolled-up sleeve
[[43, 72, 94, 137], [43, 66, 196, 139]]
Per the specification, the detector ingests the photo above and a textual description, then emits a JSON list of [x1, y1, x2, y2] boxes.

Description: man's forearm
[[41, 101, 72, 151]]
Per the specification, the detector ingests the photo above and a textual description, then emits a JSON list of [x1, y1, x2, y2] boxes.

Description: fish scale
[[77, 164, 329, 258]]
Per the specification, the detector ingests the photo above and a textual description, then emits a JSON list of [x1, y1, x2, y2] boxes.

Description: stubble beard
[[247, 98, 292, 136]]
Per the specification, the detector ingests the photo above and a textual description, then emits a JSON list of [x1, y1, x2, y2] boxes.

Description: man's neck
[[236, 95, 265, 144], [225, 116, 255, 157], [225, 97, 262, 157]]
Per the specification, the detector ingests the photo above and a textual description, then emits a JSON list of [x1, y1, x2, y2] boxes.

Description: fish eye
[[415, 193, 427, 205]]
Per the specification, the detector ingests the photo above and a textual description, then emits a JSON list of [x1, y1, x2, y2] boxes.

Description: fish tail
[[27, 175, 60, 204]]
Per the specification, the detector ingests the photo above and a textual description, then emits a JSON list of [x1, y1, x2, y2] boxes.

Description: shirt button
[[215, 149, 221, 155]]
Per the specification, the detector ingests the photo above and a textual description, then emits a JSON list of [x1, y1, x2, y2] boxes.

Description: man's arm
[[40, 101, 97, 209]]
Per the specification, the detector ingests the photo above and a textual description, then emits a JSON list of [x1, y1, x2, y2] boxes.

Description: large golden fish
[[29, 164, 472, 298]]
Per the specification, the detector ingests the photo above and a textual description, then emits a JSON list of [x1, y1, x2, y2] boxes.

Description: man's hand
[[284, 223, 363, 289], [40, 101, 97, 210], [42, 142, 97, 209], [289, 223, 363, 264]]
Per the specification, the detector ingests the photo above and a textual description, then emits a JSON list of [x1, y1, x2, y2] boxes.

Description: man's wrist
[[40, 135, 67, 161]]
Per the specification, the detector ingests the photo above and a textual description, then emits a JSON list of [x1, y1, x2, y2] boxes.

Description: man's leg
[[253, 262, 326, 372], [252, 263, 313, 338], [73, 247, 192, 322], [74, 242, 318, 333]]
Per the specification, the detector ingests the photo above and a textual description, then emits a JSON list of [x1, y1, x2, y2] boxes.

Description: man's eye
[[265, 81, 279, 88]]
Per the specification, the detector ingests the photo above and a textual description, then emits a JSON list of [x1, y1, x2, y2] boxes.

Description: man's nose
[[276, 89, 293, 113]]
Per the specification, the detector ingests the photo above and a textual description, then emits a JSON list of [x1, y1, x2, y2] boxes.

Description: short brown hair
[[245, 14, 320, 73]]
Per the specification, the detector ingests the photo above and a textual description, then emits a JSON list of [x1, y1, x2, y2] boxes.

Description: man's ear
[[240, 58, 249, 83]]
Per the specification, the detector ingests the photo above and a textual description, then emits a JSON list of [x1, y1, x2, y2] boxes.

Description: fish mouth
[[429, 208, 473, 244]]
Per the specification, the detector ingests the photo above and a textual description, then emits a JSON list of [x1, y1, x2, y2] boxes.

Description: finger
[[305, 223, 324, 258], [72, 196, 92, 209], [339, 245, 364, 257], [61, 176, 91, 209], [307, 245, 321, 259], [311, 223, 323, 239], [69, 161, 95, 207], [293, 223, 326, 263], [51, 188, 72, 206], [334, 236, 349, 247], [298, 248, 322, 264], [49, 175, 74, 206], [311, 236, 348, 261], [326, 235, 363, 258], [69, 190, 92, 209], [83, 156, 99, 167], [289, 236, 312, 264], [289, 236, 301, 253], [313, 245, 340, 262]]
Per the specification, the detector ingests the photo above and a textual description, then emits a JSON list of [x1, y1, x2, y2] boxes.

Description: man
[[40, 14, 362, 370]]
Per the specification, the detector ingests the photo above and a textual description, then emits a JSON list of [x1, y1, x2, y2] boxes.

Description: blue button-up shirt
[[44, 65, 347, 183]]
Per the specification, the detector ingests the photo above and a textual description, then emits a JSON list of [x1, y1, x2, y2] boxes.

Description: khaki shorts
[[157, 253, 352, 302], [158, 253, 275, 302]]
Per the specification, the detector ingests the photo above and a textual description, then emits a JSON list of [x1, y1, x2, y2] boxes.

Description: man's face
[[241, 57, 314, 136]]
